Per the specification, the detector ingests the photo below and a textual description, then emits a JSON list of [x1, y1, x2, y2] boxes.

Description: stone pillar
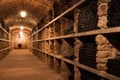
[[96, 34, 118, 72], [96, 0, 120, 73], [96, 35, 110, 72], [74, 38, 83, 62], [74, 38, 83, 79], [97, 0, 111, 29]]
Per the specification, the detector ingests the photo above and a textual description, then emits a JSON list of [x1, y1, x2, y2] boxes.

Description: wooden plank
[[0, 46, 13, 52], [32, 47, 62, 60], [54, 55, 62, 59], [63, 58, 74, 65], [32, 47, 54, 58], [32, 27, 120, 42], [76, 63, 120, 80], [74, 27, 120, 37], [32, 34, 75, 42], [0, 38, 13, 42], [99, 72, 120, 80], [32, 40, 42, 42]]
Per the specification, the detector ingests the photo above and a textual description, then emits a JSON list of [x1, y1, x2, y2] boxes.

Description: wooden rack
[[28, 0, 120, 80], [32, 27, 120, 42], [0, 24, 13, 60]]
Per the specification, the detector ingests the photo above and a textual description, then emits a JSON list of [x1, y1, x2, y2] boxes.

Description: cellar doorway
[[18, 44, 22, 48]]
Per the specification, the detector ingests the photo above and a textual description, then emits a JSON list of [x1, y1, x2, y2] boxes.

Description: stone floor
[[0, 49, 60, 80]]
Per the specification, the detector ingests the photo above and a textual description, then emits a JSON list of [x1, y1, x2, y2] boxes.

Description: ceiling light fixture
[[20, 11, 27, 18], [20, 26, 24, 30]]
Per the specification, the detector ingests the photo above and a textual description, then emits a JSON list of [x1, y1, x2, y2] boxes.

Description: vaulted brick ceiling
[[0, 0, 52, 29]]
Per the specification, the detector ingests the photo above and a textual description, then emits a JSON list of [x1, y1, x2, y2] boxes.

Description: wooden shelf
[[35, 47, 74, 65], [0, 38, 13, 42], [74, 27, 120, 37], [32, 27, 120, 42], [99, 72, 120, 80], [30, 0, 120, 79], [32, 47, 62, 59], [32, 48, 74, 65], [54, 55, 62, 60], [0, 46, 13, 52], [32, 40, 43, 42], [76, 63, 120, 80], [63, 58, 74, 65], [32, 47, 120, 80]]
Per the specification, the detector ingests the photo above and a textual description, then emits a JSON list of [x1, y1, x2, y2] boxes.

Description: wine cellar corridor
[[0, 49, 60, 80], [0, 0, 120, 80]]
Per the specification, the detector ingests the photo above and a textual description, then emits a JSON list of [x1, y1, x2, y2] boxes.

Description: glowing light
[[20, 26, 24, 30], [19, 31, 23, 38], [20, 11, 26, 18]]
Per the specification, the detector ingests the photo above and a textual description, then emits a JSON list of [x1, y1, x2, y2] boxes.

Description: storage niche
[[62, 38, 74, 60], [103, 33, 120, 77], [79, 35, 97, 69], [61, 61, 74, 80], [54, 39, 62, 55], [60, 17, 74, 35], [107, 0, 120, 27], [54, 58, 61, 73], [77, 0, 99, 32]]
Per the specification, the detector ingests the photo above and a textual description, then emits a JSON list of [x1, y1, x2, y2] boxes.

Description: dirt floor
[[0, 49, 61, 80]]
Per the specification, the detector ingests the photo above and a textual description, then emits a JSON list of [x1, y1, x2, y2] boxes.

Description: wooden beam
[[0, 38, 13, 42], [32, 27, 120, 42], [0, 46, 13, 52]]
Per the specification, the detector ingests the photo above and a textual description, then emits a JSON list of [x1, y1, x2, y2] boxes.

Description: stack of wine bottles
[[106, 59, 120, 77], [79, 43, 97, 68], [78, 0, 99, 32], [63, 26, 74, 35], [107, 0, 120, 27], [80, 69, 101, 80]]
